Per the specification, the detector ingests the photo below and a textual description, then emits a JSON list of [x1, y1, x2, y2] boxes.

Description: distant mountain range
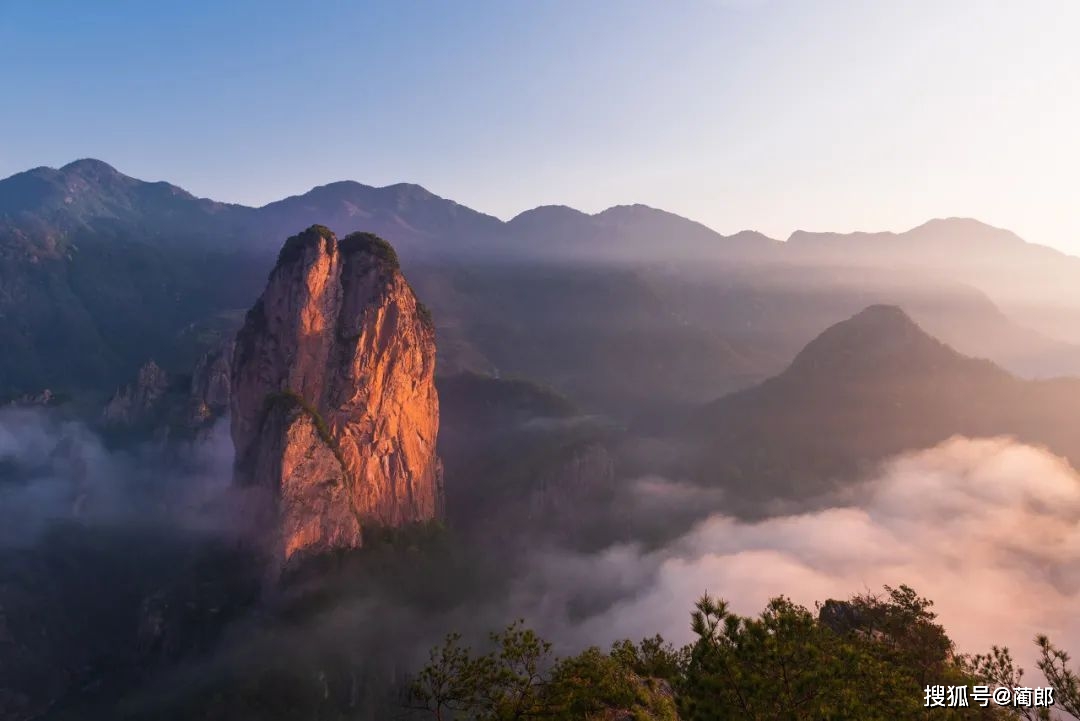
[[682, 305, 1080, 511], [4, 159, 1080, 415], [0, 158, 771, 261], [10, 158, 1077, 267]]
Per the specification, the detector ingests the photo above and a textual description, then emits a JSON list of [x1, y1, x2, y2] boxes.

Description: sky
[[2, 0, 1078, 252]]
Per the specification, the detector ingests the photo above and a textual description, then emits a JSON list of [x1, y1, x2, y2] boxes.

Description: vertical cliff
[[230, 225, 441, 563]]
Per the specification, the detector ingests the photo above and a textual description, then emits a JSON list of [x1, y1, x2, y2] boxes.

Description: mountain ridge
[[685, 304, 1079, 510], [783, 303, 981, 378], [4, 158, 1080, 405], [8, 159, 1058, 261]]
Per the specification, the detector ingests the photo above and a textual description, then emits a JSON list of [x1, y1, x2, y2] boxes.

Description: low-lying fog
[[3, 407, 1076, 684], [551, 436, 1080, 671]]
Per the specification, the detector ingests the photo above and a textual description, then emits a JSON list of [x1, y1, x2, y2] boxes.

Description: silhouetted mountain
[[626, 260, 1080, 388], [787, 218, 1027, 261], [507, 202, 779, 262], [685, 305, 1080, 510], [0, 159, 786, 406], [781, 304, 996, 378], [0, 159, 251, 251], [253, 181, 504, 259], [5, 159, 1080, 415], [407, 260, 777, 416], [0, 161, 264, 394], [787, 217, 1080, 345]]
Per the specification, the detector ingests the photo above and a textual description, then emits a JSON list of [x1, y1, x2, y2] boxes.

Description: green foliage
[[409, 623, 678, 721], [276, 224, 335, 267], [610, 635, 687, 682], [340, 231, 400, 270], [410, 632, 483, 720], [679, 586, 1012, 721], [547, 646, 638, 719], [962, 646, 1050, 720], [1034, 635, 1080, 719], [819, 584, 955, 688], [548, 647, 677, 721], [412, 586, 1024, 721], [409, 620, 552, 721], [684, 594, 865, 720]]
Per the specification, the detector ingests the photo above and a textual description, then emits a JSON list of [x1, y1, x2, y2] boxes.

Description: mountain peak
[[382, 181, 436, 198], [907, 217, 1025, 248], [0, 157, 225, 228], [846, 303, 915, 327], [509, 204, 591, 223], [784, 304, 961, 379], [60, 158, 120, 176], [785, 217, 1025, 251], [595, 203, 669, 222]]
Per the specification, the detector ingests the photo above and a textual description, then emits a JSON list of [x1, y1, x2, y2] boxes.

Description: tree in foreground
[[680, 585, 1024, 720], [409, 584, 1073, 720], [408, 621, 679, 720], [1033, 635, 1080, 718]]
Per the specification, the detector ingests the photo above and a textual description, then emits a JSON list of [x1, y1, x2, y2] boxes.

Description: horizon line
[[0, 156, 1039, 250]]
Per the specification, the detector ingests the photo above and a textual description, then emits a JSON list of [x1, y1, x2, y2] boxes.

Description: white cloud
[[545, 437, 1080, 672]]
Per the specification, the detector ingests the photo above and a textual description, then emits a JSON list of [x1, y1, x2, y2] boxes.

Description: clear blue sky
[[2, 1, 1077, 251]]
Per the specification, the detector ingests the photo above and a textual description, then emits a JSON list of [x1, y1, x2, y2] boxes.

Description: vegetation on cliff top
[[340, 230, 400, 270], [276, 226, 402, 272], [275, 224, 336, 267]]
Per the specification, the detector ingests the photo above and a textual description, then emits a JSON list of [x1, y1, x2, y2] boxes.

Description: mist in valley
[[5, 387, 1080, 719]]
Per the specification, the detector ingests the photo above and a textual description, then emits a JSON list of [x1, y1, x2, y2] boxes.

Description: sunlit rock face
[[230, 225, 442, 564]]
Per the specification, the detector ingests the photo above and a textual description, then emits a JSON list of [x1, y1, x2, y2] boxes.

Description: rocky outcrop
[[188, 340, 233, 426], [100, 346, 234, 435], [230, 225, 441, 564], [4, 389, 59, 408], [102, 360, 170, 425]]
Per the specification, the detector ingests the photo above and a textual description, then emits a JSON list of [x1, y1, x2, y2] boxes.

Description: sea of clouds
[[524, 436, 1080, 675], [5, 401, 1080, 680]]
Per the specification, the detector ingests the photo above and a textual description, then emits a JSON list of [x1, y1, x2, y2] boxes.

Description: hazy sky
[[2, 1, 1078, 252]]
